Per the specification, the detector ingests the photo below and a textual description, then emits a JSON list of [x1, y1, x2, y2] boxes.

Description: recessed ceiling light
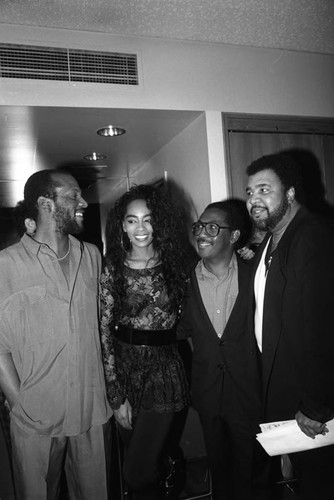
[[83, 152, 106, 161], [97, 125, 126, 137]]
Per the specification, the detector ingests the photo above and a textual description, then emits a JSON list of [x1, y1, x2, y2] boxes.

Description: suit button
[[220, 339, 225, 346]]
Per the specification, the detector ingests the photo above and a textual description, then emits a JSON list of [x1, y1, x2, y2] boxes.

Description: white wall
[[1, 24, 333, 116], [1, 23, 333, 205], [135, 113, 210, 217]]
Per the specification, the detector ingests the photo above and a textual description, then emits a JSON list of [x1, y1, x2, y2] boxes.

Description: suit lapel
[[261, 251, 284, 391], [261, 208, 308, 393], [190, 268, 219, 341], [224, 258, 248, 339]]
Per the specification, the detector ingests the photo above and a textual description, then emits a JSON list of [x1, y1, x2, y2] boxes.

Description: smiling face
[[246, 169, 293, 232], [195, 207, 236, 261], [52, 173, 88, 235], [122, 198, 154, 251]]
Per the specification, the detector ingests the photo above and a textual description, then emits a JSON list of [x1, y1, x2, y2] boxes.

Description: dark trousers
[[289, 445, 334, 499], [118, 408, 175, 500], [199, 412, 257, 500]]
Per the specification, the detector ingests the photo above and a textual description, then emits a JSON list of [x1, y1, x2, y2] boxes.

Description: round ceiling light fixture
[[83, 152, 107, 161], [97, 125, 126, 137]]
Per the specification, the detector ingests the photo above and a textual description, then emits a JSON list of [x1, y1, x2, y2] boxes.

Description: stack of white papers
[[256, 418, 334, 456]]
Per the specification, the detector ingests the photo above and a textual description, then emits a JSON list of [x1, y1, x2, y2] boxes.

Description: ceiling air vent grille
[[0, 43, 138, 85]]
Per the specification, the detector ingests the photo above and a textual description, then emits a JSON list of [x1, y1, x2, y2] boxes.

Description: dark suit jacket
[[249, 207, 334, 423], [177, 256, 261, 420]]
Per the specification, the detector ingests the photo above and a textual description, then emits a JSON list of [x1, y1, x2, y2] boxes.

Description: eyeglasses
[[192, 220, 232, 237]]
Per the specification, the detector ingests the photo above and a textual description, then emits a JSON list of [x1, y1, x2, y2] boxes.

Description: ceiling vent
[[0, 43, 138, 85]]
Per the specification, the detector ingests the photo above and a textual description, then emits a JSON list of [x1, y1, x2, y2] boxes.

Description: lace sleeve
[[100, 266, 126, 409]]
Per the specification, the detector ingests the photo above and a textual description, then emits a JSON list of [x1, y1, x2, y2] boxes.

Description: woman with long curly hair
[[100, 184, 190, 499]]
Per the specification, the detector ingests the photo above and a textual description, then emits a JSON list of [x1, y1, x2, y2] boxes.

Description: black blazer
[[177, 256, 261, 419], [248, 208, 334, 423]]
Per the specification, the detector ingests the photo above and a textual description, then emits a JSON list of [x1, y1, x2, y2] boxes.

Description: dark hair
[[246, 153, 305, 203], [23, 169, 64, 221], [205, 199, 252, 249], [105, 184, 187, 321]]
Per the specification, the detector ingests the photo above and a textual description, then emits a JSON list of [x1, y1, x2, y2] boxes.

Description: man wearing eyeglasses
[[177, 199, 261, 500]]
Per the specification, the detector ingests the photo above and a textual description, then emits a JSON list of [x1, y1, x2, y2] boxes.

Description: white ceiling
[[0, 0, 333, 209], [1, 0, 334, 55]]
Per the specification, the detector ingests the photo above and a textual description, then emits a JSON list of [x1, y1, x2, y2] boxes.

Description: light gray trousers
[[10, 418, 112, 500]]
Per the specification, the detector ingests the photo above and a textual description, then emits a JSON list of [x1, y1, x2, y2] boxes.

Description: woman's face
[[122, 199, 154, 250]]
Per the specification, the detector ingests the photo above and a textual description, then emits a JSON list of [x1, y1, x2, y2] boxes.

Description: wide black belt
[[114, 324, 176, 346]]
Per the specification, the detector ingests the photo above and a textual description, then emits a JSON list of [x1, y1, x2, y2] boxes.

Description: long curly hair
[[104, 184, 188, 322]]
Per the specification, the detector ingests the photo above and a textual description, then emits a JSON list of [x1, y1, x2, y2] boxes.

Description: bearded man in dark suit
[[246, 153, 334, 498]]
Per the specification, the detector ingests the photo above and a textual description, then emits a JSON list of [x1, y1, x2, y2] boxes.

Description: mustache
[[196, 238, 212, 244], [251, 205, 267, 213]]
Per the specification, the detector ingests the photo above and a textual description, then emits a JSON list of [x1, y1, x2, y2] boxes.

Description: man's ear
[[24, 218, 36, 234], [287, 187, 295, 204], [231, 229, 240, 244], [37, 196, 53, 213]]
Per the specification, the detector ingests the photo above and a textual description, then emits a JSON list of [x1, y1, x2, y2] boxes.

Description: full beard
[[252, 195, 289, 232], [54, 206, 83, 235]]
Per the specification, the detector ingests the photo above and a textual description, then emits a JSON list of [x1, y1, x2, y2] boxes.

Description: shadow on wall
[[0, 210, 20, 251], [282, 148, 334, 221]]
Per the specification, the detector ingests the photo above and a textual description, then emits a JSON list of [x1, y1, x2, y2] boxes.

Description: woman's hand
[[114, 398, 133, 430]]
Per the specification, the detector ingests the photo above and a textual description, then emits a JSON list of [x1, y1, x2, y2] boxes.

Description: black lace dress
[[100, 264, 190, 418]]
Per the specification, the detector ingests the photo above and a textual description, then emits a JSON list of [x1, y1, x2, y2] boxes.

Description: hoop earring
[[121, 232, 132, 252]]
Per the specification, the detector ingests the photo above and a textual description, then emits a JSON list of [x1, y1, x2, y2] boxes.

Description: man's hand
[[295, 410, 328, 439], [237, 246, 255, 260], [114, 399, 132, 430], [0, 353, 20, 409]]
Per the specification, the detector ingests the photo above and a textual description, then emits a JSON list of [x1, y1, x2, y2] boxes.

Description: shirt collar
[[21, 233, 81, 256], [196, 252, 237, 279]]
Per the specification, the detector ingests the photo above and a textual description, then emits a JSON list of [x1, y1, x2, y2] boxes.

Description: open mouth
[[251, 207, 267, 218], [134, 234, 149, 241], [75, 211, 84, 220], [197, 239, 212, 248]]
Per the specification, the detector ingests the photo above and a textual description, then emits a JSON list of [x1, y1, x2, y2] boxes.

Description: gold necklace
[[57, 240, 71, 261]]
